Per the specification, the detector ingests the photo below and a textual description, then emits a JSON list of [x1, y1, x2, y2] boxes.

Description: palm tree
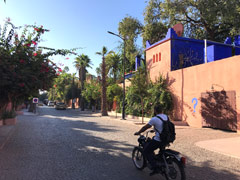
[[74, 54, 91, 111], [106, 52, 121, 82], [96, 46, 109, 116]]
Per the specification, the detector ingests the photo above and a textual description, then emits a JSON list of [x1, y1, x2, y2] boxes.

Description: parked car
[[55, 102, 67, 110], [48, 101, 55, 106], [38, 102, 44, 106], [43, 99, 48, 105]]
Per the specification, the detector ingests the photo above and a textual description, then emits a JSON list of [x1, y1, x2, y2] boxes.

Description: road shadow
[[184, 155, 240, 180], [4, 107, 239, 180]]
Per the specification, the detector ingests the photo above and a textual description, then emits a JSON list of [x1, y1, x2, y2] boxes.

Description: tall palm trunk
[[101, 57, 108, 116], [74, 54, 92, 110], [141, 97, 144, 124], [80, 67, 85, 111]]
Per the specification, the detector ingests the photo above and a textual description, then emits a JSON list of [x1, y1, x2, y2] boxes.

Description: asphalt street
[[0, 106, 240, 180]]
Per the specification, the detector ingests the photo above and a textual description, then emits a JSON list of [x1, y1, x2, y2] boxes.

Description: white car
[[48, 101, 55, 106]]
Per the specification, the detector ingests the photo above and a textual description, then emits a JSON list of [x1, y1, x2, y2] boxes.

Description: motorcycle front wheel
[[132, 147, 146, 170], [164, 158, 186, 180]]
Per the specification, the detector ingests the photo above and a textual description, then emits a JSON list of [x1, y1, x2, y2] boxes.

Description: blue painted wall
[[125, 73, 133, 79], [236, 47, 240, 55], [171, 38, 204, 70], [169, 29, 236, 71], [235, 35, 240, 46], [146, 28, 239, 71], [135, 56, 141, 71], [206, 45, 232, 62]]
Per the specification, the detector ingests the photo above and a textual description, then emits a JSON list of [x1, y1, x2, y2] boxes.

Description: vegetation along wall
[[146, 28, 240, 133]]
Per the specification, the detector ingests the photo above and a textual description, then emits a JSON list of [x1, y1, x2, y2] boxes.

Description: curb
[[107, 113, 189, 126], [0, 108, 37, 151], [0, 125, 16, 150]]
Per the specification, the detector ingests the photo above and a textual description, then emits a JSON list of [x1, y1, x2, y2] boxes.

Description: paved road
[[0, 106, 240, 180]]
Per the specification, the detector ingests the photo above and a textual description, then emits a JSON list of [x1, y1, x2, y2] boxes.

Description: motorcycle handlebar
[[134, 129, 155, 136]]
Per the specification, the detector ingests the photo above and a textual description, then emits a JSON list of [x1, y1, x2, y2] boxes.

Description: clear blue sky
[[0, 0, 147, 76]]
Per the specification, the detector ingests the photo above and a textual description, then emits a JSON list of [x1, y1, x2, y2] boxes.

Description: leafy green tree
[[147, 75, 173, 115], [105, 52, 121, 82], [50, 70, 72, 102], [106, 84, 122, 111], [142, 0, 168, 47], [82, 80, 101, 111], [74, 54, 92, 111], [96, 46, 109, 116], [96, 66, 101, 78], [160, 0, 240, 41], [126, 67, 149, 123], [118, 16, 143, 71], [0, 21, 75, 113], [65, 79, 81, 104], [143, 0, 240, 44]]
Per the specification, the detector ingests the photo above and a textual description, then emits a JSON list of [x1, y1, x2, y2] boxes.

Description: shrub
[[1, 110, 16, 120]]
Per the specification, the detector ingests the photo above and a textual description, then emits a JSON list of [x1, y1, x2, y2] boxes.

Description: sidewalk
[[0, 125, 15, 150], [107, 112, 240, 159], [0, 108, 36, 150], [195, 137, 240, 159]]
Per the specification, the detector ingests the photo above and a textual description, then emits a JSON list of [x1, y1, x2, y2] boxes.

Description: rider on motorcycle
[[134, 104, 168, 176]]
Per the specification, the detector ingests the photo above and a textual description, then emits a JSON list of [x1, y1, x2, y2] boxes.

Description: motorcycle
[[132, 130, 186, 180]]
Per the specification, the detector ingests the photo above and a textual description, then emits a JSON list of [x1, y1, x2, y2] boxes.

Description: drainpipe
[[204, 39, 207, 63]]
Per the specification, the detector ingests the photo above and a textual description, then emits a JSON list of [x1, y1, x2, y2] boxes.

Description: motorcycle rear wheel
[[132, 147, 146, 170], [164, 158, 186, 180]]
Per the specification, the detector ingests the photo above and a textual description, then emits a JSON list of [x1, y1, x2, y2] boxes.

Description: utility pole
[[107, 31, 126, 120]]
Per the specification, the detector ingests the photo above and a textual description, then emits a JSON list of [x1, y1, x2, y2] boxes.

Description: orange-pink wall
[[169, 56, 240, 129], [146, 40, 171, 81], [146, 41, 240, 133]]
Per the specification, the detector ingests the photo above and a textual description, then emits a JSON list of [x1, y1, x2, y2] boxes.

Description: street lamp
[[107, 31, 126, 120]]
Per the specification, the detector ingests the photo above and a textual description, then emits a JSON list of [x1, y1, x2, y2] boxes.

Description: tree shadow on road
[[9, 107, 240, 180], [184, 156, 240, 180]]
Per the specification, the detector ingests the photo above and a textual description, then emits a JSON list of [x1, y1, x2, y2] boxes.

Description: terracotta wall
[[146, 40, 171, 81], [167, 56, 240, 131], [146, 40, 240, 133]]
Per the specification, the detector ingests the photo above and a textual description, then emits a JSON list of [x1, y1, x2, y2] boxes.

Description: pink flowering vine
[[25, 43, 31, 47], [34, 28, 39, 32], [20, 59, 25, 64], [19, 83, 25, 87], [32, 41, 37, 45]]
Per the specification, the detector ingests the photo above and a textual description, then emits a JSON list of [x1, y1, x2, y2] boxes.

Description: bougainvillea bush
[[0, 20, 75, 112]]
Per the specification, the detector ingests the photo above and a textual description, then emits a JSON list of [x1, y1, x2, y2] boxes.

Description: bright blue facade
[[146, 28, 240, 71], [206, 45, 232, 63]]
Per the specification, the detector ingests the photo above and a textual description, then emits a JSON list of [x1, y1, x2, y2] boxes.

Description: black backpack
[[155, 115, 176, 146]]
